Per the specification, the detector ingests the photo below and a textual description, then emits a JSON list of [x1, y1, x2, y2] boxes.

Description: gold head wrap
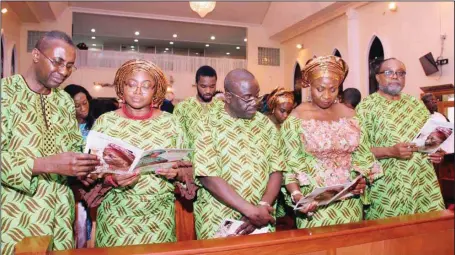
[[301, 55, 349, 88], [267, 87, 295, 111], [114, 59, 168, 108]]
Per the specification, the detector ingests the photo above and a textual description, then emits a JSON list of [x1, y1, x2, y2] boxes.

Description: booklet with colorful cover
[[84, 131, 192, 175], [293, 175, 362, 211], [213, 219, 269, 238], [411, 119, 453, 154]]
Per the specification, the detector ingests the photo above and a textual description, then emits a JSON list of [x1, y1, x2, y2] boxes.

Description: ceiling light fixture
[[134, 39, 138, 42], [205, 44, 210, 47], [1, 8, 8, 14], [189, 2, 216, 18], [196, 53, 199, 55], [296, 44, 303, 49], [173, 34, 178, 38], [131, 46, 135, 49], [210, 36, 216, 40], [135, 31, 140, 36], [388, 2, 397, 11], [244, 38, 247, 42], [165, 48, 169, 51], [91, 36, 96, 39], [226, 52, 230, 55], [91, 28, 96, 33], [170, 42, 174, 45], [92, 44, 97, 47], [236, 46, 240, 50]]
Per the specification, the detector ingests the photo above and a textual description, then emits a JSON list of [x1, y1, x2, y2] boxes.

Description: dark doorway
[[368, 36, 384, 94], [1, 35, 4, 79], [293, 62, 302, 106]]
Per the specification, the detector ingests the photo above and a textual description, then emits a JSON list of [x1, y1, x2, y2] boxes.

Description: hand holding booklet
[[214, 219, 269, 238], [293, 176, 362, 211], [84, 131, 192, 175], [411, 119, 453, 154]]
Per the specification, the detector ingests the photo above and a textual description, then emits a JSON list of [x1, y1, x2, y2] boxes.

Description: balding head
[[224, 69, 260, 119], [224, 69, 256, 92]]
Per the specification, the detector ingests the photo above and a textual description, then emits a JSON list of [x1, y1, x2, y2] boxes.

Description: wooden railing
[[16, 210, 454, 255]]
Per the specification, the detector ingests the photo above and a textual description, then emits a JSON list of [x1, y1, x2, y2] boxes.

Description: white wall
[[19, 7, 73, 74], [246, 26, 285, 94], [1, 2, 21, 77], [282, 2, 454, 98]]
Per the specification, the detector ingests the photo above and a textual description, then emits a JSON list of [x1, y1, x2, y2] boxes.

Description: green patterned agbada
[[1, 75, 82, 255], [173, 97, 224, 149], [93, 111, 185, 247], [281, 115, 382, 228], [193, 104, 286, 240], [356, 92, 444, 220]]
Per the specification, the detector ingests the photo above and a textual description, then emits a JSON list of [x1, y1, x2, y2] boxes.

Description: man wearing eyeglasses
[[192, 69, 285, 239], [1, 30, 99, 254], [356, 58, 445, 221]]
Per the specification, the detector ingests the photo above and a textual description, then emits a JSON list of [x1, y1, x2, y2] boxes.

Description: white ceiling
[[69, 2, 271, 25]]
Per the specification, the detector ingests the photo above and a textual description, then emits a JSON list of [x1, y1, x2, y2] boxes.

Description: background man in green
[[1, 30, 99, 254], [193, 69, 285, 239], [173, 65, 223, 149], [356, 58, 445, 220]]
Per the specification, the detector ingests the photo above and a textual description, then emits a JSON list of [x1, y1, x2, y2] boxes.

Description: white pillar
[[345, 8, 363, 94]]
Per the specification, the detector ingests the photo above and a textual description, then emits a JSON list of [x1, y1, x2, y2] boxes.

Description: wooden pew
[[16, 210, 454, 255]]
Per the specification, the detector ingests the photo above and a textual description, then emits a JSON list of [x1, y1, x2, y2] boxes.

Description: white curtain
[[75, 50, 247, 76]]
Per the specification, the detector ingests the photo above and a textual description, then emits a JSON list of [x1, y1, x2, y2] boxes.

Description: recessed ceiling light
[[236, 46, 240, 50], [1, 8, 8, 14], [210, 36, 215, 40], [296, 44, 303, 49], [131, 49, 135, 51], [92, 44, 97, 47], [226, 52, 230, 55], [91, 28, 96, 33], [165, 48, 169, 51], [134, 39, 138, 42], [131, 46, 135, 49], [170, 42, 174, 45], [164, 51, 167, 53], [91, 36, 96, 39], [196, 53, 199, 55], [173, 34, 178, 38], [135, 31, 140, 36], [244, 38, 247, 42], [205, 44, 209, 47]]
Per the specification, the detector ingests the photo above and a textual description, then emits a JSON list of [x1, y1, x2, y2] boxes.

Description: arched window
[[293, 62, 302, 106], [11, 45, 16, 75], [368, 36, 384, 94]]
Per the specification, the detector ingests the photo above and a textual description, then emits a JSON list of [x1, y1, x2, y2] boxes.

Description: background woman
[[64, 84, 95, 248], [64, 84, 95, 140], [281, 55, 382, 228]]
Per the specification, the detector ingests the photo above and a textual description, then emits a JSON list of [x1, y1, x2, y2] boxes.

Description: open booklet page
[[411, 119, 453, 154], [214, 219, 269, 238], [293, 175, 362, 211], [84, 131, 191, 174]]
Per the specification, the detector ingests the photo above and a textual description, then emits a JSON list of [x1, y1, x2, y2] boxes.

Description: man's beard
[[198, 90, 213, 103], [378, 83, 403, 96]]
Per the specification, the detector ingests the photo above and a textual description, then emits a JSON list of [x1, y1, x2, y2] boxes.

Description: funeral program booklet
[[84, 131, 191, 175], [411, 119, 453, 154], [214, 219, 269, 238], [293, 175, 362, 211]]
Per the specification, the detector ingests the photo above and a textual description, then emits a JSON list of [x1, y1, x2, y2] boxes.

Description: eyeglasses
[[228, 92, 262, 104], [378, 70, 406, 78], [125, 81, 154, 93], [37, 49, 77, 72]]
